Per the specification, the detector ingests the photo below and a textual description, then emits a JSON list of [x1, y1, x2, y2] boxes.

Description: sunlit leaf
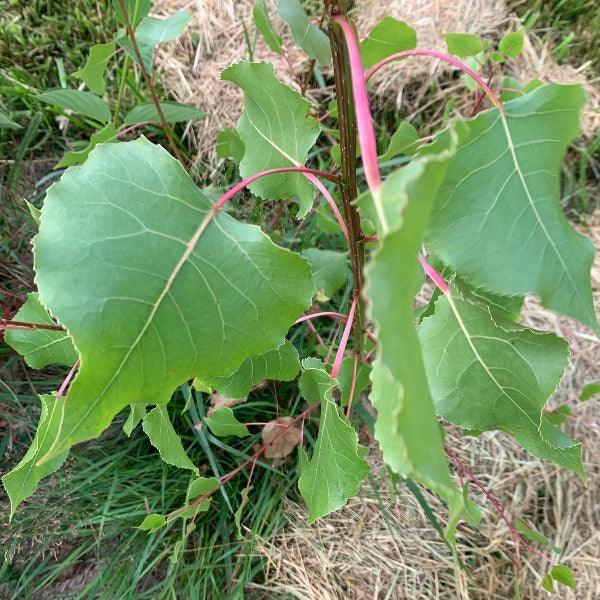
[[444, 33, 484, 57], [499, 29, 524, 58], [360, 17, 416, 69], [73, 42, 116, 95], [38, 89, 111, 123], [137, 513, 166, 532]]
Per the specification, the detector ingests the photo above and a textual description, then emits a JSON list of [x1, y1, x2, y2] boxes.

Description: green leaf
[[137, 513, 166, 532], [444, 33, 485, 57], [55, 123, 117, 168], [203, 407, 250, 438], [26, 201, 41, 226], [499, 29, 524, 58], [5, 293, 77, 369], [119, 11, 193, 70], [580, 382, 600, 402], [72, 42, 116, 95], [423, 84, 598, 333], [490, 50, 505, 62], [277, 0, 331, 66], [123, 102, 204, 126], [113, 0, 152, 28], [253, 0, 282, 53], [142, 405, 198, 473], [545, 404, 571, 426], [31, 137, 312, 466], [124, 403, 147, 436], [222, 61, 320, 215], [419, 287, 584, 476], [204, 339, 300, 398], [379, 121, 419, 162], [302, 248, 349, 301], [216, 127, 245, 162], [0, 107, 22, 129], [177, 476, 219, 518], [514, 518, 553, 548], [297, 363, 369, 522], [550, 564, 575, 589], [2, 395, 69, 518], [541, 573, 554, 593], [298, 357, 331, 404], [358, 148, 465, 538], [337, 357, 371, 408], [360, 17, 417, 69], [38, 89, 111, 123]]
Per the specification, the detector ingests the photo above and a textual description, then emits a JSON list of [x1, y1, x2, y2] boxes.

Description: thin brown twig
[[0, 318, 65, 332], [117, 0, 185, 164]]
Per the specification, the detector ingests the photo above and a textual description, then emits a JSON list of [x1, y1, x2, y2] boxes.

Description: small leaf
[[26, 201, 41, 226], [124, 403, 147, 436], [2, 395, 69, 518], [515, 518, 553, 547], [118, 11, 193, 70], [222, 61, 320, 214], [0, 107, 22, 129], [297, 364, 369, 522], [337, 357, 371, 408], [5, 293, 77, 369], [123, 102, 204, 126], [205, 339, 300, 398], [545, 404, 572, 426], [444, 33, 484, 57], [38, 89, 111, 123], [298, 358, 332, 404], [379, 121, 419, 162], [207, 394, 246, 417], [143, 406, 198, 473], [550, 564, 575, 589], [55, 122, 117, 168], [302, 248, 349, 301], [253, 0, 282, 53], [277, 0, 331, 66], [541, 573, 554, 593], [187, 476, 219, 502], [490, 50, 505, 62], [204, 407, 250, 438], [216, 127, 245, 162], [137, 513, 166, 532], [360, 17, 417, 69], [262, 416, 302, 459], [113, 0, 151, 28], [580, 382, 600, 402], [72, 42, 116, 95], [499, 29, 524, 58], [234, 485, 252, 539]]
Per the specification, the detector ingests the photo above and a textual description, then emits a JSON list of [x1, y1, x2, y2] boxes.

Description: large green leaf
[[38, 89, 111, 123], [119, 11, 193, 70], [203, 339, 300, 397], [297, 361, 369, 522], [360, 17, 417, 69], [221, 61, 320, 214], [2, 395, 69, 518], [31, 137, 312, 465], [277, 0, 331, 66], [72, 42, 116, 95], [359, 149, 465, 529], [5, 292, 77, 368], [123, 102, 204, 126], [423, 84, 598, 333], [142, 405, 198, 472], [253, 0, 282, 53], [418, 287, 583, 476], [302, 248, 349, 301]]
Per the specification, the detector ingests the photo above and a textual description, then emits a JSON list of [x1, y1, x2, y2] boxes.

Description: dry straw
[[154, 0, 599, 162]]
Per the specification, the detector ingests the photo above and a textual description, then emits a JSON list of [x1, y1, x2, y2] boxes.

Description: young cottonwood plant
[[3, 1, 598, 592]]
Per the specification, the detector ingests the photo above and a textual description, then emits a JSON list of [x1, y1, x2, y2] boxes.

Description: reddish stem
[[56, 359, 80, 400], [331, 295, 358, 379], [418, 256, 449, 295], [295, 311, 348, 324], [0, 319, 65, 332]]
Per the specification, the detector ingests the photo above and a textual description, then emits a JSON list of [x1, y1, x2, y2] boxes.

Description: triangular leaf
[[444, 33, 484, 57], [55, 123, 117, 168], [379, 121, 419, 162], [203, 407, 250, 438], [0, 107, 22, 129], [72, 42, 116, 95], [360, 17, 417, 69], [124, 403, 147, 436], [5, 292, 77, 368]]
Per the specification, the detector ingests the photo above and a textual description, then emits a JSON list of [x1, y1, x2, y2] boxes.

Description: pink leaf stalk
[[331, 295, 358, 380], [365, 50, 502, 110], [295, 311, 348, 324], [57, 359, 80, 400], [332, 16, 387, 232], [212, 166, 349, 244], [419, 256, 449, 294]]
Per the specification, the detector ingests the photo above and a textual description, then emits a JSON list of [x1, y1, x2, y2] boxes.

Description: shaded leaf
[[123, 403, 147, 436], [302, 248, 349, 301], [337, 357, 371, 408], [26, 201, 41, 226], [38, 89, 111, 123], [419, 288, 584, 476], [423, 84, 598, 333], [222, 61, 320, 214], [73, 42, 116, 95], [262, 416, 302, 459], [216, 127, 245, 162], [55, 123, 117, 168], [31, 138, 312, 467], [5, 293, 77, 368], [253, 0, 282, 53], [123, 102, 204, 126], [203, 407, 250, 438], [2, 395, 68, 518], [137, 513, 166, 532], [550, 564, 575, 589], [580, 382, 600, 402], [277, 0, 331, 66], [360, 17, 417, 69], [297, 363, 369, 522], [545, 404, 571, 426], [0, 107, 22, 129], [379, 121, 419, 162], [142, 405, 198, 473]]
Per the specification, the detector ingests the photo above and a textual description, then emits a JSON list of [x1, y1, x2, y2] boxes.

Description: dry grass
[[154, 0, 600, 162]]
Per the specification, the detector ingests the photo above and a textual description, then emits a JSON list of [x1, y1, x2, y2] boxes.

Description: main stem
[[328, 1, 365, 353]]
